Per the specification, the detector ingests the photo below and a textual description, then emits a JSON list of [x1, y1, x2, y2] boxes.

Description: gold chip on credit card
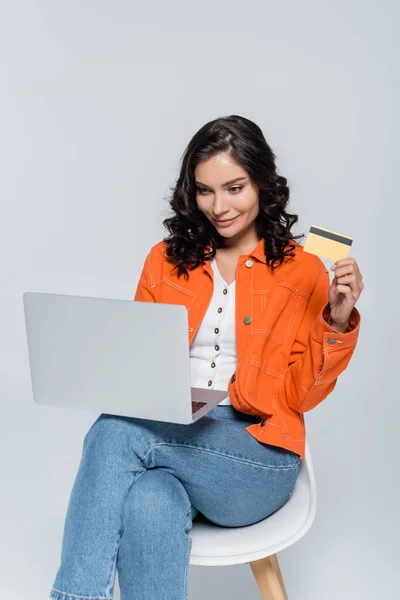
[[303, 225, 353, 261]]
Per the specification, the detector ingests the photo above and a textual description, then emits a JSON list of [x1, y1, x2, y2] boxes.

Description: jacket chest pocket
[[255, 284, 306, 344], [158, 280, 196, 306]]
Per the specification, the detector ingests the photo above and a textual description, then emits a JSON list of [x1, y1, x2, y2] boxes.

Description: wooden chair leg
[[249, 554, 289, 600]]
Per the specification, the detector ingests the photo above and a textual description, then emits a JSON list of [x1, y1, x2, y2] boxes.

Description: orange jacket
[[133, 237, 361, 459]]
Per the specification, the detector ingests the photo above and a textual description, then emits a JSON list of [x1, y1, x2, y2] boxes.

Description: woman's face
[[194, 152, 259, 242]]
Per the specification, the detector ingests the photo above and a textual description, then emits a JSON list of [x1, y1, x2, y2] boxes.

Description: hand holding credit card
[[302, 224, 363, 332], [302, 225, 353, 261]]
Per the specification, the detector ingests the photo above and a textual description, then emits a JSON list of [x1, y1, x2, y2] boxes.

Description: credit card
[[303, 225, 353, 261]]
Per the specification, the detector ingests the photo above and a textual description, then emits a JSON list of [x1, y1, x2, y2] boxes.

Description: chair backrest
[[296, 439, 317, 541], [189, 438, 318, 566]]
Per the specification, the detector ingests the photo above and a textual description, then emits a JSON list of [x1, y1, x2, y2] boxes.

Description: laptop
[[22, 292, 230, 424]]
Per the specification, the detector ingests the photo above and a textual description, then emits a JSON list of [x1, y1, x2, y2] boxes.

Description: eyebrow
[[195, 176, 247, 189]]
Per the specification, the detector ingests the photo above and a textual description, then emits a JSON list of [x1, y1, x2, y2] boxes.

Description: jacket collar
[[202, 237, 267, 277], [204, 237, 267, 264], [249, 237, 267, 264]]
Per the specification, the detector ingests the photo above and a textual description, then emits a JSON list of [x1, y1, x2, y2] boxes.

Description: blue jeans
[[50, 405, 301, 600]]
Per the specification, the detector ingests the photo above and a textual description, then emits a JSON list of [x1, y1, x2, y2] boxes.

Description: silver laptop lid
[[22, 292, 195, 423]]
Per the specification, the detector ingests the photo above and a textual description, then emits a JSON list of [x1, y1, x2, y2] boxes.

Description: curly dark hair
[[162, 114, 305, 279]]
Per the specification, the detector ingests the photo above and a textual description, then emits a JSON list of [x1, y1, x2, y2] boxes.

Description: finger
[[336, 273, 355, 283], [335, 275, 357, 290], [343, 259, 362, 279], [333, 258, 362, 280], [334, 257, 356, 269], [355, 263, 363, 279], [336, 284, 357, 299], [333, 258, 358, 275], [334, 265, 354, 277], [335, 263, 363, 281], [336, 271, 363, 292], [333, 276, 360, 299], [335, 274, 361, 292]]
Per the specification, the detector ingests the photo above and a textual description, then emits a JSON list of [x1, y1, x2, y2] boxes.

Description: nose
[[212, 193, 231, 218]]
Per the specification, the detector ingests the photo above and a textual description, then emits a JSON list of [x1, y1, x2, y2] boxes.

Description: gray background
[[1, 1, 397, 598]]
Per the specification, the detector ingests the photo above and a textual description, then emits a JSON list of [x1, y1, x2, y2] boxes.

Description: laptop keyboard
[[191, 401, 207, 414]]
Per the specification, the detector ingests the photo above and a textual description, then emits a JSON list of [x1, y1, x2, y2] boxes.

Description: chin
[[218, 230, 237, 237]]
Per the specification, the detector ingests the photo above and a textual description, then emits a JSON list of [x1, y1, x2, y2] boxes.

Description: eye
[[196, 185, 243, 194]]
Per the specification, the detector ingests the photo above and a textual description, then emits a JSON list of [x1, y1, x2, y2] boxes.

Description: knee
[[83, 413, 132, 455], [121, 469, 193, 533]]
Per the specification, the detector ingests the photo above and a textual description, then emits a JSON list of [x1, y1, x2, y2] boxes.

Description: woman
[[50, 114, 363, 600]]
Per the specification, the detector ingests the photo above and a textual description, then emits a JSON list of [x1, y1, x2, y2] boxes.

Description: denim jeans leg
[[50, 408, 300, 600], [113, 406, 300, 599], [50, 415, 149, 600], [117, 469, 196, 600]]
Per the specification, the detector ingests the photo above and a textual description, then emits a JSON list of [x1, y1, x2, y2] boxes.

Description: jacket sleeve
[[283, 268, 361, 413], [133, 248, 157, 303]]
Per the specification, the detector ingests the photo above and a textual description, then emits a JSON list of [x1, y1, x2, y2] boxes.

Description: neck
[[221, 228, 261, 256]]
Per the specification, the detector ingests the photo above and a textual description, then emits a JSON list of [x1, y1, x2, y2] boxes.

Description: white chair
[[189, 440, 317, 599]]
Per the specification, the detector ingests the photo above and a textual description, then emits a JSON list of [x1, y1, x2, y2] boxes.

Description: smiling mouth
[[213, 216, 238, 224]]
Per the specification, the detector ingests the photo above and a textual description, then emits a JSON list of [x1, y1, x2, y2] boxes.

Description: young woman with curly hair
[[50, 114, 363, 600]]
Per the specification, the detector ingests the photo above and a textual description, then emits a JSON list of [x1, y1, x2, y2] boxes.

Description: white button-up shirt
[[189, 257, 236, 405]]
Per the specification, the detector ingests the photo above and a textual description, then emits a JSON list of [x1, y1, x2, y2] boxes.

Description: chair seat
[[189, 441, 316, 566]]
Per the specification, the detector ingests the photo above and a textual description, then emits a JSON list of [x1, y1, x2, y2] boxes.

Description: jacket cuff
[[312, 302, 361, 348]]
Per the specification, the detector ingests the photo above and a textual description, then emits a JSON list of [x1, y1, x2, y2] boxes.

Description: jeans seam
[[144, 442, 300, 470], [183, 503, 193, 600], [51, 589, 111, 600], [104, 529, 120, 599]]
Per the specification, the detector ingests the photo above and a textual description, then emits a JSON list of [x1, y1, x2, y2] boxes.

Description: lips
[[213, 216, 238, 226]]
